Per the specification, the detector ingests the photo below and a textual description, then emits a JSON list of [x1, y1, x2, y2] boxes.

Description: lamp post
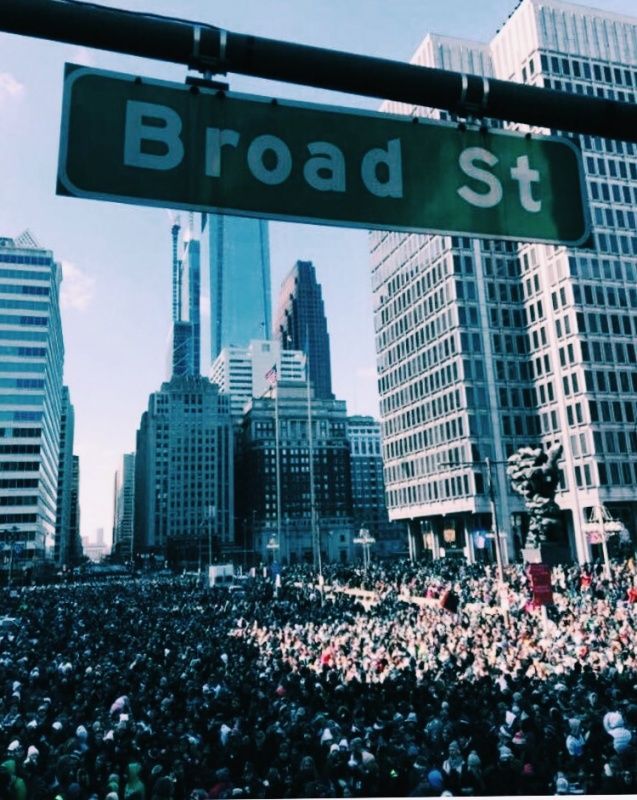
[[4, 526, 20, 586], [353, 527, 376, 571]]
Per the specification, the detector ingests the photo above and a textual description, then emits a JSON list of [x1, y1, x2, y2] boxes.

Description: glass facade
[[274, 260, 334, 400], [0, 233, 64, 563], [209, 214, 271, 360], [370, 0, 637, 563]]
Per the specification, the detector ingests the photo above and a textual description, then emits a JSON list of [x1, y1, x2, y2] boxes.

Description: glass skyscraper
[[370, 0, 637, 564], [0, 231, 65, 565], [208, 214, 271, 361], [274, 260, 334, 400]]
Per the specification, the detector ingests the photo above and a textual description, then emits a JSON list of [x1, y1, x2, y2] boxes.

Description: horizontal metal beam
[[2, 0, 637, 142]]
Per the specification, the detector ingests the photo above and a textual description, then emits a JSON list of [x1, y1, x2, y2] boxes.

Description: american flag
[[265, 364, 277, 385]]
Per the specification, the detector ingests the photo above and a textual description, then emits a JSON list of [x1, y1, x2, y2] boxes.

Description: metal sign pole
[[2, 0, 637, 142]]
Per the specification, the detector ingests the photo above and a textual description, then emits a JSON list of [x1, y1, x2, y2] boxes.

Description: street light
[[2, 526, 21, 586], [353, 527, 376, 570]]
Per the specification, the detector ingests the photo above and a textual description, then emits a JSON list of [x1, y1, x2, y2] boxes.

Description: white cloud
[[0, 72, 24, 106], [61, 260, 96, 311]]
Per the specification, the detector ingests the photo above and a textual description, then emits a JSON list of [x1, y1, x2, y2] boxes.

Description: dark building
[[54, 386, 74, 565], [69, 455, 81, 563], [238, 381, 353, 564], [134, 375, 234, 568], [347, 415, 407, 559], [274, 260, 333, 399]]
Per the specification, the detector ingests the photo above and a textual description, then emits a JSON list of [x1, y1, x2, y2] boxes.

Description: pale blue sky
[[0, 0, 631, 544]]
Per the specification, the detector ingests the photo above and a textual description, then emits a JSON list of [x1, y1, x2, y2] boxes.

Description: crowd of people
[[1, 556, 637, 798]]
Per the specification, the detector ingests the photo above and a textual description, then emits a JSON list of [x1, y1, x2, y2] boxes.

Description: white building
[[210, 339, 306, 422], [370, 0, 637, 564], [0, 232, 65, 569], [113, 452, 135, 561]]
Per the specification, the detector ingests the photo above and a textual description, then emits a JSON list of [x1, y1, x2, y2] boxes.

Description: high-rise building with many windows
[[54, 385, 75, 566], [134, 376, 234, 566], [370, 0, 637, 564], [0, 232, 65, 569], [208, 214, 271, 360], [113, 452, 135, 561], [239, 382, 352, 564], [274, 260, 334, 400]]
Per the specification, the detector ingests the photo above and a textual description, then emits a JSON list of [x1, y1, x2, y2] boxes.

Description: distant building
[[0, 232, 65, 568], [82, 528, 107, 562], [54, 386, 75, 565], [134, 375, 234, 567], [274, 260, 333, 399], [347, 416, 407, 559], [210, 339, 306, 422], [208, 215, 271, 359], [168, 220, 200, 378], [239, 382, 353, 564], [69, 455, 81, 561], [113, 452, 135, 561]]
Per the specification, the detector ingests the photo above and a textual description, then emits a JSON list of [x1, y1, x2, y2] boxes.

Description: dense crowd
[[1, 557, 637, 798]]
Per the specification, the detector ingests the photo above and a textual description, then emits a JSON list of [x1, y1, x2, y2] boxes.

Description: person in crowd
[[0, 556, 636, 797]]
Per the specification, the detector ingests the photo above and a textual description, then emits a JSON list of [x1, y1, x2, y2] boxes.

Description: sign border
[[58, 64, 592, 247]]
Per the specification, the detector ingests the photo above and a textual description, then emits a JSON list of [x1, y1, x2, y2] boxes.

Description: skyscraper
[[209, 214, 271, 360], [54, 385, 75, 566], [370, 0, 637, 564], [134, 376, 234, 565], [113, 452, 135, 561], [0, 232, 65, 569], [239, 382, 352, 564], [346, 415, 407, 559], [274, 260, 333, 399], [169, 219, 200, 378]]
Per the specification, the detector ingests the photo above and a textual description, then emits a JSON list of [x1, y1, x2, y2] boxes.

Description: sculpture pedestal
[[522, 544, 571, 566]]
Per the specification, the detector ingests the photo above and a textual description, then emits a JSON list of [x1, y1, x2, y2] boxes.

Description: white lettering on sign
[[122, 109, 405, 201], [458, 147, 543, 213], [304, 142, 346, 193], [247, 135, 292, 185], [123, 101, 184, 171], [205, 128, 239, 177], [457, 147, 502, 208], [361, 138, 403, 198], [511, 155, 542, 213]]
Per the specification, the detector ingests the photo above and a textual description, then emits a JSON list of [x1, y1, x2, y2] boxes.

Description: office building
[[69, 454, 81, 561], [347, 415, 407, 559], [210, 339, 306, 422], [169, 219, 200, 378], [370, 0, 637, 564], [54, 386, 75, 565], [0, 232, 65, 569], [274, 260, 334, 399], [239, 382, 352, 564], [209, 215, 271, 359], [134, 375, 234, 566], [113, 452, 135, 561]]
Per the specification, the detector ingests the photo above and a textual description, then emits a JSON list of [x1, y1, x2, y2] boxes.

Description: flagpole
[[306, 348, 321, 577]]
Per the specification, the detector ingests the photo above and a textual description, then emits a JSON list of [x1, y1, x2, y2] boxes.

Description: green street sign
[[58, 65, 590, 245]]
